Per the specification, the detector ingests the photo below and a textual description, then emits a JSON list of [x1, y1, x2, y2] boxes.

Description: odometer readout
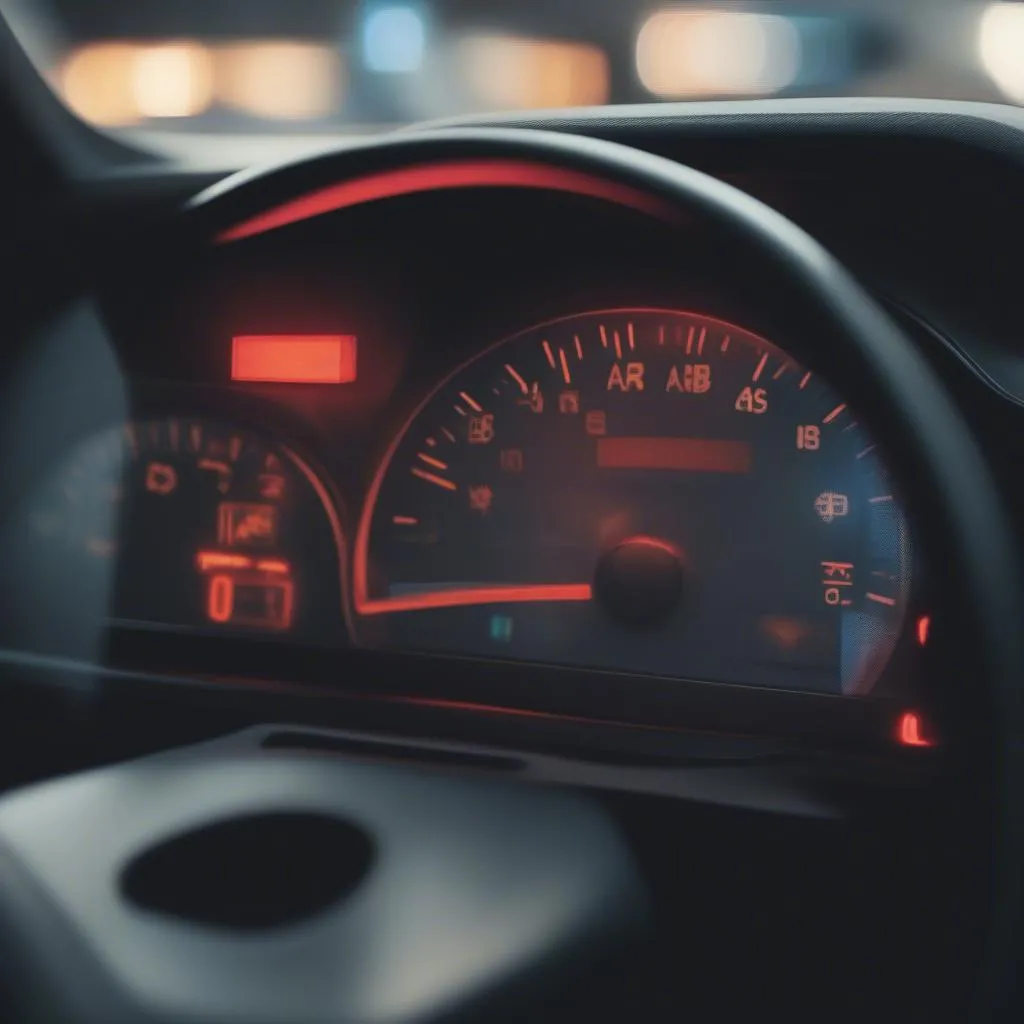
[[355, 309, 910, 694]]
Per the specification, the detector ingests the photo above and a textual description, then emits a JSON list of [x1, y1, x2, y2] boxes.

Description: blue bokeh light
[[362, 5, 427, 74]]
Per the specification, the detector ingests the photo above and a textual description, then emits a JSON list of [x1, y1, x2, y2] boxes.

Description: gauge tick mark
[[505, 364, 529, 394], [559, 348, 572, 385], [411, 467, 457, 491]]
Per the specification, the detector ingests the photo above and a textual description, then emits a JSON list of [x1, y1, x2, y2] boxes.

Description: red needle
[[356, 583, 593, 616]]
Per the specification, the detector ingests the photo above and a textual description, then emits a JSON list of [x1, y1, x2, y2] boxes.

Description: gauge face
[[30, 416, 344, 642], [355, 309, 911, 694]]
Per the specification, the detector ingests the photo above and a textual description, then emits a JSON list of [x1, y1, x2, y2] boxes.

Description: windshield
[[4, 1, 1022, 142]]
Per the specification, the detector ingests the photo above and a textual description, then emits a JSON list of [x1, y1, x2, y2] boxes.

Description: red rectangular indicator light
[[597, 437, 752, 473], [231, 335, 357, 384]]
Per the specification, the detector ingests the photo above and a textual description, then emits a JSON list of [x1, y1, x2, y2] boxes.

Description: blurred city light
[[132, 43, 213, 118], [61, 41, 213, 126], [978, 3, 1024, 103], [636, 9, 802, 98], [30, 1, 1024, 134], [60, 43, 139, 126], [361, 4, 427, 73], [217, 43, 340, 120], [60, 39, 340, 126], [459, 36, 609, 110]]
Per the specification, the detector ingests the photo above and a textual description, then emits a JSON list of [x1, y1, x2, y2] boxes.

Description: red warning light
[[916, 615, 930, 646], [231, 335, 356, 384], [897, 711, 935, 748]]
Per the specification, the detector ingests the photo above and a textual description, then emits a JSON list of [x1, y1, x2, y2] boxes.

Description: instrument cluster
[[0, 180, 936, 744]]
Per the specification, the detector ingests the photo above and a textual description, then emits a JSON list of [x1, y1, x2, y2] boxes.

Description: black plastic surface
[[0, 726, 646, 1024]]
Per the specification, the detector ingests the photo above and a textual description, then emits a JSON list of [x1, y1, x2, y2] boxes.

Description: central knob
[[594, 535, 685, 627]]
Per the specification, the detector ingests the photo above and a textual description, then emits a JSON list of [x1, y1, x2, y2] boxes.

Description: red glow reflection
[[216, 160, 675, 243]]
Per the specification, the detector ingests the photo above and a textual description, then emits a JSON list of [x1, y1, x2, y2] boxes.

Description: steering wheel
[[0, 128, 1020, 1023]]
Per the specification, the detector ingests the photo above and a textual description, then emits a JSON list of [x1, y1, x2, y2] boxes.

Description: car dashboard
[[4, 98, 1024, 1022], [6, 103, 1024, 785]]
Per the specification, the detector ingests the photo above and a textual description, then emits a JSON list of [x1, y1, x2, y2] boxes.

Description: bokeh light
[[132, 43, 213, 119], [61, 41, 213, 126], [29, 1, 1024, 133], [362, 4, 428, 74], [978, 2, 1024, 104], [217, 43, 340, 120], [459, 36, 609, 110], [636, 9, 802, 98]]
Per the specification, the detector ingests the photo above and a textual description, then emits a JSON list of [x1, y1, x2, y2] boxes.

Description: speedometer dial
[[355, 309, 911, 695]]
